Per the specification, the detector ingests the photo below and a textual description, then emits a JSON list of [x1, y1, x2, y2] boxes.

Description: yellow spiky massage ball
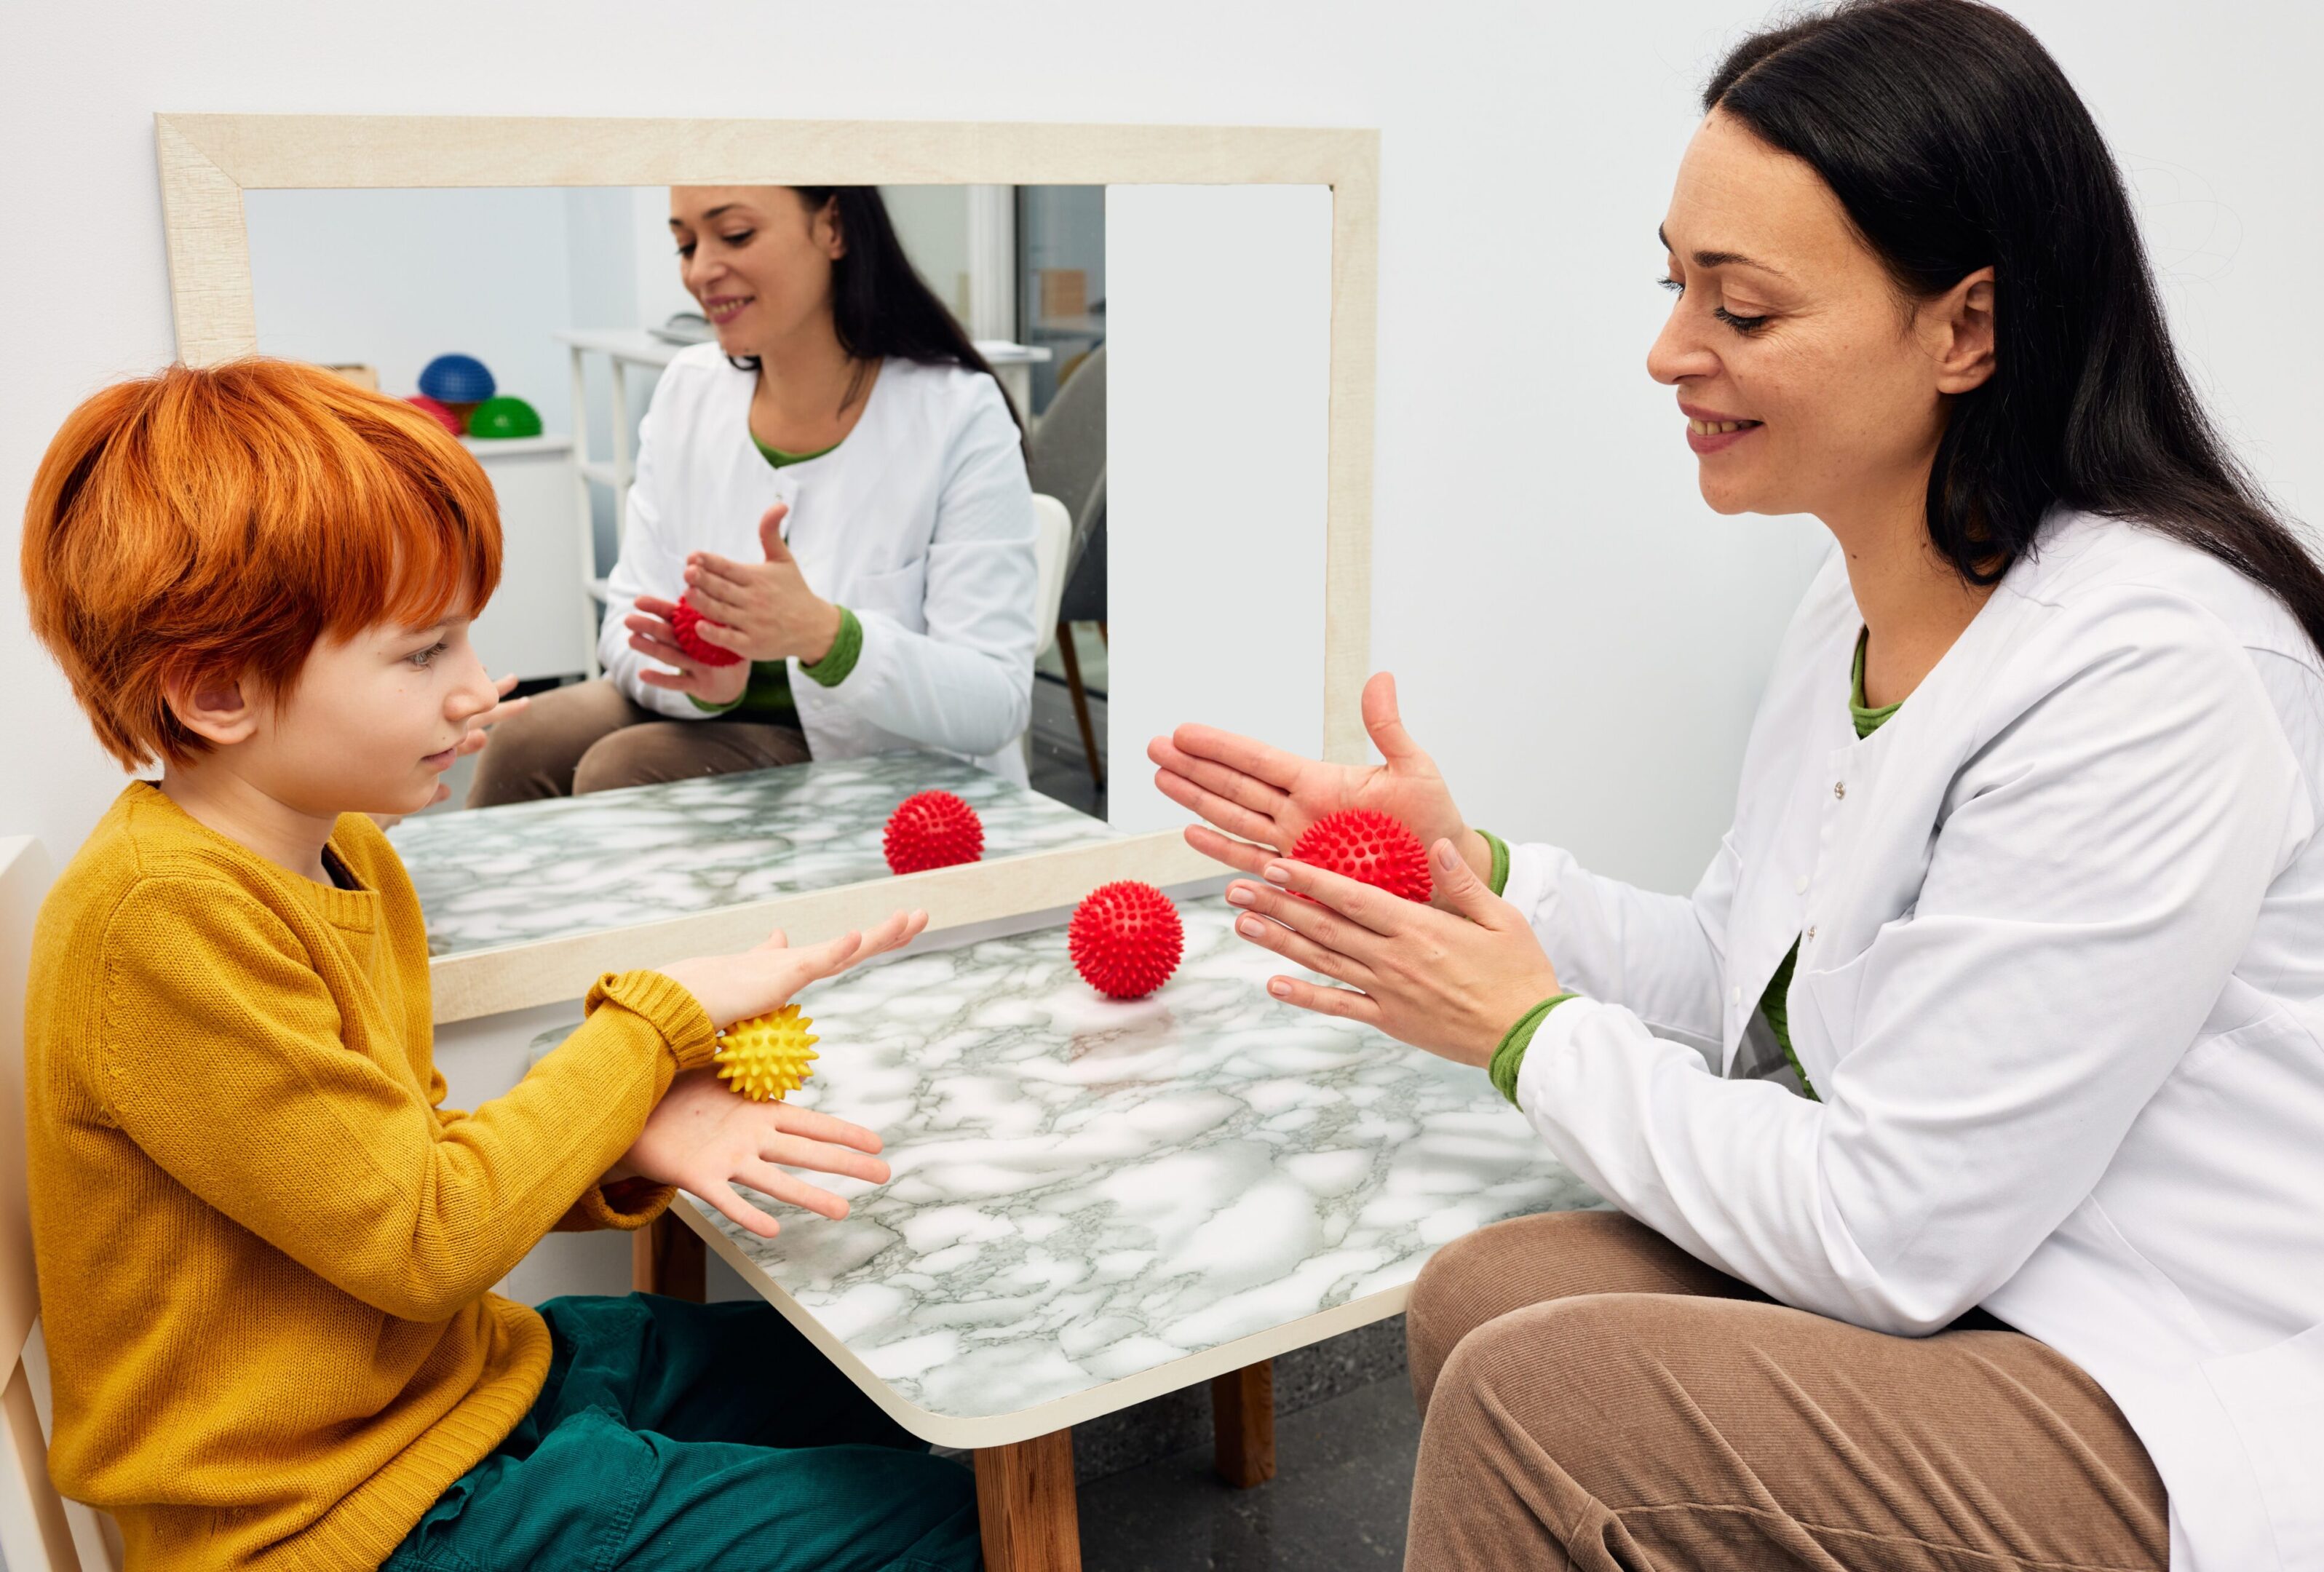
[[713, 1004, 820, 1101]]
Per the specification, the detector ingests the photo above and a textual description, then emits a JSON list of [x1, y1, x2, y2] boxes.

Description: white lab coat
[[1504, 511, 2324, 1571], [599, 345, 1040, 782]]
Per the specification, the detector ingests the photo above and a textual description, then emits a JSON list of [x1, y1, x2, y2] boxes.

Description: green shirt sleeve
[[1488, 992, 1579, 1106], [801, 606, 862, 688], [688, 689, 746, 715], [1478, 829, 1512, 897]]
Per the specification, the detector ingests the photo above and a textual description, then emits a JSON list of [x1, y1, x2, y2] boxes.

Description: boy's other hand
[[655, 908, 928, 1031], [627, 596, 751, 707], [621, 1071, 890, 1239]]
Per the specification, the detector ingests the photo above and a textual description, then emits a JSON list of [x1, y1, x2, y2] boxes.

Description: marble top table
[[528, 899, 1602, 1449], [389, 751, 1112, 958]]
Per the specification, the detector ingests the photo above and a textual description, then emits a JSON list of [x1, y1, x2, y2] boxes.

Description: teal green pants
[[384, 1294, 980, 1571]]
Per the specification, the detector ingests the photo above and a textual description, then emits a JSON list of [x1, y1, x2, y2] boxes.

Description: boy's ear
[[162, 662, 263, 748]]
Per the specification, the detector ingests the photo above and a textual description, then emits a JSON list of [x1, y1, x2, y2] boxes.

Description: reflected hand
[[680, 503, 846, 665], [1149, 672, 1492, 906], [1226, 839, 1562, 1067], [621, 1070, 891, 1240], [627, 597, 753, 707]]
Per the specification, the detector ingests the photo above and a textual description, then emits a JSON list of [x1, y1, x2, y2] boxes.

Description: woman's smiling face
[[668, 187, 846, 357], [1647, 109, 1991, 525]]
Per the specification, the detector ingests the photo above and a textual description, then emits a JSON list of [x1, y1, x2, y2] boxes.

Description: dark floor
[[1077, 1375, 1423, 1571], [1026, 670, 1107, 819]]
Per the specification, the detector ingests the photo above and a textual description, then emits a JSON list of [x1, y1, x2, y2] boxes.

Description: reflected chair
[[1, 836, 123, 1572], [1025, 344, 1107, 786]]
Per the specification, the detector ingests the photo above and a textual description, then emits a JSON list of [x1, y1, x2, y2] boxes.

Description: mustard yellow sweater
[[24, 784, 722, 1571]]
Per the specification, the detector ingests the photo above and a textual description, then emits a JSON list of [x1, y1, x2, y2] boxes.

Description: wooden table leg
[[634, 1213, 705, 1301], [1211, 1359, 1277, 1488], [974, 1429, 1080, 1571]]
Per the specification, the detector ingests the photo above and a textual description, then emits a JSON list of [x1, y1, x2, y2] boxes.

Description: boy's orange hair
[[21, 358, 502, 771]]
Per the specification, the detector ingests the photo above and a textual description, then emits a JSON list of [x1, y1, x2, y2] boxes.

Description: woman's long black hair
[[1708, 0, 2324, 656], [729, 186, 1024, 438]]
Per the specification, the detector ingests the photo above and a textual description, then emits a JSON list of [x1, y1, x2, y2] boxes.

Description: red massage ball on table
[[884, 790, 985, 875], [1069, 881, 1184, 1000], [670, 597, 743, 667], [1290, 809, 1434, 903]]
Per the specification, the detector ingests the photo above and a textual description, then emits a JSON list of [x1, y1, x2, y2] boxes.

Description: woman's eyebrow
[[672, 204, 746, 229], [1658, 224, 1789, 278]]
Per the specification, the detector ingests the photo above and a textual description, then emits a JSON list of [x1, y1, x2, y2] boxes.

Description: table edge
[[674, 1197, 1414, 1450]]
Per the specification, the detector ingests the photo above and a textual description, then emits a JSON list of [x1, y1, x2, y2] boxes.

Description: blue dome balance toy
[[418, 354, 496, 404]]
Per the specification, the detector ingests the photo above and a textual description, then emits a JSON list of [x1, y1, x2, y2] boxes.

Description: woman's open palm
[[1149, 672, 1486, 897]]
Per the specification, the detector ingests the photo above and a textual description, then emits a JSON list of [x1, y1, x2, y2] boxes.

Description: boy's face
[[193, 614, 501, 819]]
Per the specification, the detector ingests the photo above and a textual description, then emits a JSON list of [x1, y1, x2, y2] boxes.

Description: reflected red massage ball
[[884, 790, 985, 875], [1069, 881, 1184, 1000], [1290, 809, 1433, 903], [670, 597, 743, 667]]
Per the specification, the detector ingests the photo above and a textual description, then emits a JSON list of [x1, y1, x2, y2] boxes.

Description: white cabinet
[[461, 434, 589, 683]]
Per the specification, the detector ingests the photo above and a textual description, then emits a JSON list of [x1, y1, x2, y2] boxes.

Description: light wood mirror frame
[[153, 114, 1379, 1025]]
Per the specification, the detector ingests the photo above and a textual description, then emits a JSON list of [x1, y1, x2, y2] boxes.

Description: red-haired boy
[[20, 360, 978, 1571]]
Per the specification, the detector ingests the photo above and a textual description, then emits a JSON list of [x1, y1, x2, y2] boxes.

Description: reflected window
[[1016, 186, 1106, 417]]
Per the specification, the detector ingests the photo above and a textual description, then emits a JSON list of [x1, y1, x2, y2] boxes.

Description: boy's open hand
[[620, 1071, 889, 1239], [655, 908, 928, 1029]]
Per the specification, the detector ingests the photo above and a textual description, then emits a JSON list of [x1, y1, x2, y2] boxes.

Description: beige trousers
[[467, 678, 810, 806], [1403, 1211, 2167, 1571]]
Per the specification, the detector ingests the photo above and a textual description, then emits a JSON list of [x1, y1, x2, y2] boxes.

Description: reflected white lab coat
[[1504, 512, 2324, 1571], [599, 345, 1039, 782]]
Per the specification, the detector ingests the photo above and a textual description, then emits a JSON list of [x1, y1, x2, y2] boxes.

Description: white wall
[[4, 0, 2318, 902], [245, 185, 582, 433], [1108, 184, 1332, 831]]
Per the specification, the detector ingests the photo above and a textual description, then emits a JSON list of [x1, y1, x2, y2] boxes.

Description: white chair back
[[0, 835, 119, 1571], [1028, 493, 1072, 662]]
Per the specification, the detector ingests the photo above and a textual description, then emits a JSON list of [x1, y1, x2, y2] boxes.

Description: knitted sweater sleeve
[[99, 877, 718, 1320]]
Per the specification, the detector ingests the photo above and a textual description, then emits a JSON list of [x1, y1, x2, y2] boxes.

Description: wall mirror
[[156, 115, 1377, 1024]]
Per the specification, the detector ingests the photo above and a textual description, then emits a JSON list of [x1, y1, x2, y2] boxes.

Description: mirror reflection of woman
[[471, 186, 1038, 805], [1155, 3, 2324, 1568]]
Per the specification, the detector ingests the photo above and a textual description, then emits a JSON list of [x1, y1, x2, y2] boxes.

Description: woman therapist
[[471, 185, 1039, 803], [1154, 4, 2324, 1568]]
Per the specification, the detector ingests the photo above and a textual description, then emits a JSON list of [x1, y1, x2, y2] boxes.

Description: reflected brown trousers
[[467, 678, 809, 806]]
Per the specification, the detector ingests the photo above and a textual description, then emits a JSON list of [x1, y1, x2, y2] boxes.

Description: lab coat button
[[1731, 985, 1743, 1004], [1833, 781, 1847, 800], [1806, 925, 1817, 942], [1794, 875, 1809, 894]]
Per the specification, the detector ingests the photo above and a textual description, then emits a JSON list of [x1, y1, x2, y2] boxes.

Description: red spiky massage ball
[[884, 790, 985, 875], [1068, 881, 1184, 1000], [670, 597, 743, 667], [1290, 809, 1433, 903]]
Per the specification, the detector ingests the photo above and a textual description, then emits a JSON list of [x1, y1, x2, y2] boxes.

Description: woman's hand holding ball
[[626, 503, 841, 698], [681, 502, 846, 665], [1150, 671, 1494, 911], [1225, 840, 1563, 1068], [624, 597, 753, 705]]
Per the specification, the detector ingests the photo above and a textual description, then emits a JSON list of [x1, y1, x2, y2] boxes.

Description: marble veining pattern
[[391, 751, 1111, 956], [528, 901, 1601, 1422]]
